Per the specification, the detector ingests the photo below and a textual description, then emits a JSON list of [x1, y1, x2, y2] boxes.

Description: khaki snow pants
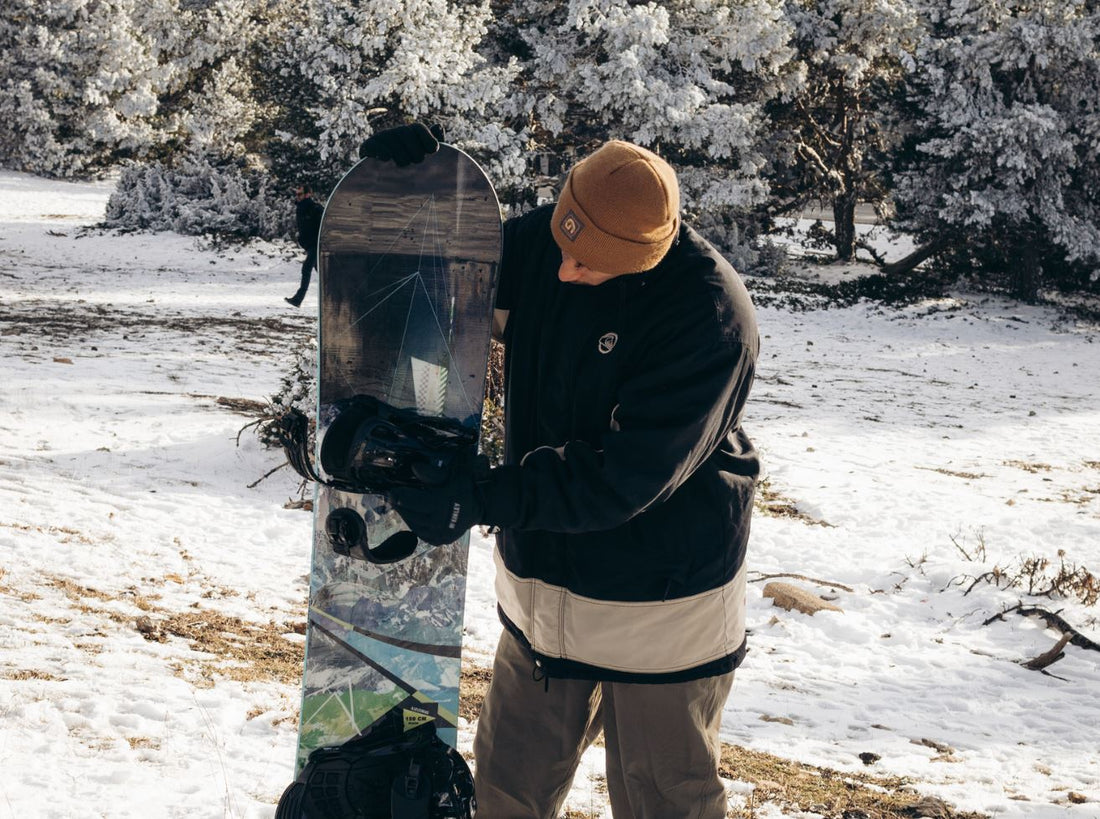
[[472, 629, 734, 818]]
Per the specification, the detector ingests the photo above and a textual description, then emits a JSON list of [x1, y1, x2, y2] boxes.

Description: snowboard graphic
[[293, 145, 500, 778]]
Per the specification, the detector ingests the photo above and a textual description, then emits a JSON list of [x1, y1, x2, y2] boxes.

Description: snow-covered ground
[[1, 171, 1097, 818]]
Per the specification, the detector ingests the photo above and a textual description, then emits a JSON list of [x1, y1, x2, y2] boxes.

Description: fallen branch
[[748, 572, 854, 593], [881, 236, 949, 277], [1023, 634, 1071, 670], [984, 604, 1100, 652], [855, 237, 886, 266]]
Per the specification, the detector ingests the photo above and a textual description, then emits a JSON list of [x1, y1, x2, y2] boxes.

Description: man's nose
[[558, 258, 581, 282]]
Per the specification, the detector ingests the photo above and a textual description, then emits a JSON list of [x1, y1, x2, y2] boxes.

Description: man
[[364, 124, 760, 818], [286, 184, 324, 307]]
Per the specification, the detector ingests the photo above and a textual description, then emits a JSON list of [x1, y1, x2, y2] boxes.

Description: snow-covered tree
[[164, 0, 265, 161], [496, 0, 796, 250], [895, 0, 1100, 297], [766, 0, 922, 260], [0, 0, 264, 180], [0, 0, 186, 177], [103, 0, 285, 237], [259, 0, 522, 196], [105, 154, 281, 238]]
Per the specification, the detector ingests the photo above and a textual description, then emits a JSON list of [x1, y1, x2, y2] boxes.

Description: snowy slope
[[1, 172, 1098, 818]]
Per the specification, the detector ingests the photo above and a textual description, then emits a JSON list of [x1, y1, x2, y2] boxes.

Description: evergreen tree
[[496, 0, 796, 254], [895, 0, 1100, 297], [165, 0, 265, 162], [765, 0, 922, 260], [258, 0, 522, 197], [0, 0, 186, 177], [103, 0, 283, 237]]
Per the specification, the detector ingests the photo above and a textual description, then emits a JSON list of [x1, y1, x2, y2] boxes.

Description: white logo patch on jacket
[[598, 332, 618, 354]]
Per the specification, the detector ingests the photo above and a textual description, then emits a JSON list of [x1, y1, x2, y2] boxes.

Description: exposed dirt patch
[[0, 299, 311, 356], [458, 664, 492, 723], [718, 743, 986, 818], [2, 668, 67, 682], [918, 466, 987, 480], [1003, 459, 1053, 473], [137, 609, 304, 687], [755, 477, 832, 526]]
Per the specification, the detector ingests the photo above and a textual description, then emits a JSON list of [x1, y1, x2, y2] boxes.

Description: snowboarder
[[286, 184, 324, 307], [365, 124, 760, 818]]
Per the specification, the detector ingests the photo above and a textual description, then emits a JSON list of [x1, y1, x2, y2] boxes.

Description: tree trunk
[[882, 237, 948, 277], [833, 192, 857, 261], [1012, 243, 1042, 302]]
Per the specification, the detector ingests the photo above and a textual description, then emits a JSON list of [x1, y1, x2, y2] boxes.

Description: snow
[[1, 171, 1098, 817]]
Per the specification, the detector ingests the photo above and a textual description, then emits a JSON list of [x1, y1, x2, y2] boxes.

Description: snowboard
[[290, 145, 500, 783]]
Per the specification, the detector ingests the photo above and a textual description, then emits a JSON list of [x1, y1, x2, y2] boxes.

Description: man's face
[[295, 188, 307, 200], [558, 252, 620, 286]]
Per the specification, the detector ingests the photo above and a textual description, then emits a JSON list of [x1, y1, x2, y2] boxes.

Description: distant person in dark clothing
[[286, 184, 324, 307]]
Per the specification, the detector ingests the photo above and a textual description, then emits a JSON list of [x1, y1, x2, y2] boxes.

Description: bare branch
[[247, 461, 288, 489], [748, 572, 854, 593]]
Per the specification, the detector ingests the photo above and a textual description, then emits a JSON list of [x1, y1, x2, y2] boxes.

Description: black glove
[[358, 123, 445, 166], [389, 455, 488, 546]]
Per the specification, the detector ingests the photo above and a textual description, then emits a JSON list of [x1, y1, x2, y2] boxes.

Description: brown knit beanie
[[551, 140, 680, 275]]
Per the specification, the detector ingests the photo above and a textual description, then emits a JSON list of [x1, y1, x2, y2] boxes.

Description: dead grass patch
[[136, 610, 304, 686], [0, 521, 99, 546], [718, 743, 985, 818], [755, 478, 831, 526], [458, 664, 492, 723], [1043, 486, 1100, 506], [36, 573, 305, 685], [1003, 459, 1053, 473], [0, 299, 309, 354], [917, 466, 987, 480], [0, 568, 40, 602], [2, 668, 67, 682], [45, 575, 161, 616]]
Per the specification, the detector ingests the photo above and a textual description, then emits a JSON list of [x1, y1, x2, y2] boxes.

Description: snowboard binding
[[269, 395, 477, 563], [275, 711, 475, 819], [318, 395, 474, 491]]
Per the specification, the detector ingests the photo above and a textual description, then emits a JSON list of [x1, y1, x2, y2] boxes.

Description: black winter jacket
[[481, 205, 760, 683], [296, 197, 324, 251]]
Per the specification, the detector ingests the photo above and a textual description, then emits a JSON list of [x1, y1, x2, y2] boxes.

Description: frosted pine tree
[[166, 0, 264, 161], [105, 0, 284, 237], [498, 0, 796, 252], [894, 0, 1100, 297], [0, 0, 185, 177], [261, 0, 522, 195], [766, 0, 922, 260]]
